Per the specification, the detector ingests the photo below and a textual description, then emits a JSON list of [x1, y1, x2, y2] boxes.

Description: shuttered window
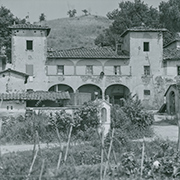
[[26, 64, 33, 76], [114, 66, 121, 75], [57, 65, 64, 75], [177, 66, 180, 75], [86, 65, 93, 75], [144, 66, 150, 75]]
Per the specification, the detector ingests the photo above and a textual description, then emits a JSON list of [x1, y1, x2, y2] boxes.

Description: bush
[[111, 95, 154, 140], [49, 101, 100, 141], [0, 113, 56, 144]]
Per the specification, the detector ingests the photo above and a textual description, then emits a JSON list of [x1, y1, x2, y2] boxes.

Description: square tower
[[10, 24, 51, 91]]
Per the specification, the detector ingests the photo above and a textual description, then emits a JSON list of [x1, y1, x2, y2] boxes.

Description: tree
[[95, 0, 161, 47], [0, 6, 25, 62], [67, 9, 77, 18], [159, 0, 180, 44], [82, 9, 88, 16], [39, 13, 46, 22]]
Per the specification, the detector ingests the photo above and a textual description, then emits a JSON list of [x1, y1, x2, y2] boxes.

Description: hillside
[[38, 15, 112, 50]]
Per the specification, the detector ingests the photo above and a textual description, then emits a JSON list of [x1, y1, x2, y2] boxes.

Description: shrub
[[111, 95, 154, 139], [0, 113, 56, 144], [49, 101, 100, 141]]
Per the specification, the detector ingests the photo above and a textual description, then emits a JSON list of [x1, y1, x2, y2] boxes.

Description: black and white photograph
[[1, 0, 180, 179]]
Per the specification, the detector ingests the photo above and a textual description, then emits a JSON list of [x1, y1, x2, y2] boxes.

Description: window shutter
[[26, 64, 33, 76]]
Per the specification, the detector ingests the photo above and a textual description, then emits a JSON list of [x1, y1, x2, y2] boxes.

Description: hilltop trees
[[82, 9, 88, 16], [39, 13, 46, 22], [67, 9, 77, 17]]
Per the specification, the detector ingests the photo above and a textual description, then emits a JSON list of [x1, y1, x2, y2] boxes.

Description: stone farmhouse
[[0, 23, 180, 113]]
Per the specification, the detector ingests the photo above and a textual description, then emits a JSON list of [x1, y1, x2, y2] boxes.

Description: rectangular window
[[114, 66, 121, 75], [144, 90, 150, 95], [86, 65, 93, 75], [26, 40, 33, 50], [57, 65, 64, 75], [144, 66, 150, 75], [177, 66, 180, 75], [143, 42, 149, 52], [26, 64, 33, 76]]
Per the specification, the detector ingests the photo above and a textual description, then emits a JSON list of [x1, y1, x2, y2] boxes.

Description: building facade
[[1, 24, 180, 109]]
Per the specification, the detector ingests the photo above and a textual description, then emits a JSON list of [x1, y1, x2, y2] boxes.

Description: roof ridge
[[10, 23, 49, 28], [49, 46, 113, 52]]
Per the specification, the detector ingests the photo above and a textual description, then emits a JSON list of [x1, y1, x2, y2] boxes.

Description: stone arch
[[105, 84, 130, 105], [48, 84, 74, 93], [77, 84, 102, 100], [76, 59, 102, 66], [46, 59, 74, 66], [76, 59, 102, 75]]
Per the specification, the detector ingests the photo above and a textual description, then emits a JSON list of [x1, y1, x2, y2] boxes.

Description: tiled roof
[[163, 48, 180, 60], [9, 23, 51, 35], [164, 38, 180, 48], [164, 84, 176, 96], [121, 27, 167, 37], [0, 68, 29, 77], [47, 47, 129, 59], [0, 91, 70, 101]]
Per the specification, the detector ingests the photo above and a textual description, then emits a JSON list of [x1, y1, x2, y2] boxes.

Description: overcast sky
[[0, 0, 168, 23]]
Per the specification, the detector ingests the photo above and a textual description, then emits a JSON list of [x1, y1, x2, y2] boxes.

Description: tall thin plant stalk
[[64, 124, 73, 163], [103, 128, 115, 179], [39, 159, 45, 180], [100, 127, 104, 180], [140, 137, 145, 178]]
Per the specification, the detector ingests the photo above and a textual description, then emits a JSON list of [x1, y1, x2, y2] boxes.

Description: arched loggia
[[77, 84, 102, 101], [48, 84, 74, 93], [105, 84, 130, 105]]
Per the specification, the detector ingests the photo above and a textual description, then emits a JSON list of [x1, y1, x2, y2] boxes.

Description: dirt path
[[153, 125, 178, 141], [0, 125, 179, 154], [0, 143, 59, 155]]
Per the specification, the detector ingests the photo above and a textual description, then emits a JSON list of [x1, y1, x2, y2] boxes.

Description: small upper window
[[86, 65, 93, 75], [143, 42, 149, 52], [177, 66, 180, 75], [144, 66, 150, 75], [144, 90, 150, 95], [57, 65, 64, 75], [114, 66, 121, 75], [26, 40, 33, 50]]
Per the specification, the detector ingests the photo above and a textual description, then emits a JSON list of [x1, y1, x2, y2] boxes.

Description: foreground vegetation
[[1, 97, 179, 179], [0, 138, 180, 179]]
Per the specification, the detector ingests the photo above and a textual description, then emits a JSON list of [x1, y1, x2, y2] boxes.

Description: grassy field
[[37, 15, 112, 50]]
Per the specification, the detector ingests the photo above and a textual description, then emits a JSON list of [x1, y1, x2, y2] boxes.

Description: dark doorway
[[169, 91, 175, 115]]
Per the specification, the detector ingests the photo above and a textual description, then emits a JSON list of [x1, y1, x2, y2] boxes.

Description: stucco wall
[[0, 72, 26, 93], [1, 100, 26, 110], [166, 60, 180, 76]]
